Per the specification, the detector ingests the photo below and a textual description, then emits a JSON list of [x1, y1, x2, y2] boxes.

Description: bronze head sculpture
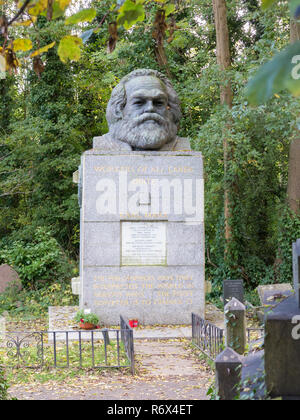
[[93, 69, 190, 152]]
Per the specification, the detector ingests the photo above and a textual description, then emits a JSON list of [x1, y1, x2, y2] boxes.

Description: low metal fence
[[192, 313, 265, 360], [0, 326, 134, 373], [192, 313, 224, 360], [120, 315, 135, 375]]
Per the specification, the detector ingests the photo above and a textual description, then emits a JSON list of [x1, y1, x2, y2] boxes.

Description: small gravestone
[[256, 283, 293, 322], [257, 284, 293, 307], [0, 264, 22, 294], [293, 239, 300, 308], [223, 279, 244, 305]]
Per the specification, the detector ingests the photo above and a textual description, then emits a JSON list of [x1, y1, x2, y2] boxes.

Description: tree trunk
[[152, 10, 171, 78], [288, 19, 300, 214], [212, 0, 233, 248]]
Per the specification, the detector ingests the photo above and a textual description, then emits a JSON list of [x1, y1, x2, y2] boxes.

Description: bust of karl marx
[[93, 69, 191, 152]]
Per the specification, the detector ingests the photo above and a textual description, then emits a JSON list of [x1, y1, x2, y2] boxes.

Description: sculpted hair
[[106, 69, 182, 127]]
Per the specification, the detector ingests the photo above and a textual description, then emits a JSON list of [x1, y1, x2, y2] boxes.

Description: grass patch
[[0, 337, 131, 385]]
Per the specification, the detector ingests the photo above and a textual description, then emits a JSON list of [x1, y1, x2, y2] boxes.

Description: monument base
[[79, 150, 205, 325]]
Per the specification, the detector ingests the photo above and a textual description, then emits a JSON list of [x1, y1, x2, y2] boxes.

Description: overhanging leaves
[[57, 0, 71, 9], [13, 38, 33, 52], [289, 0, 300, 17], [261, 0, 300, 17], [30, 42, 56, 57], [65, 8, 97, 25], [58, 35, 82, 63], [246, 41, 300, 105], [261, 0, 278, 10], [28, 0, 48, 17], [117, 0, 145, 30]]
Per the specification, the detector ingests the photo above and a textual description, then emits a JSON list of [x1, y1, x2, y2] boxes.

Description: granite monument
[[77, 69, 205, 325]]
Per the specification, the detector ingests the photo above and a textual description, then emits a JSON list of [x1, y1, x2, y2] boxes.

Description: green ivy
[[0, 364, 9, 400], [0, 227, 72, 289]]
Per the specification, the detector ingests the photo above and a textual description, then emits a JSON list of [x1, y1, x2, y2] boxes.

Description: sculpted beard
[[109, 113, 178, 150]]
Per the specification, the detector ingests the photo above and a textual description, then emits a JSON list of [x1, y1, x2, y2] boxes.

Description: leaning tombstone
[[75, 69, 205, 325], [256, 283, 293, 322], [293, 239, 300, 308], [224, 297, 246, 355], [223, 279, 244, 305]]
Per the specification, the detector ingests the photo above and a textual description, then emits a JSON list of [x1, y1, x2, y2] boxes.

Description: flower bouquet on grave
[[74, 309, 100, 330]]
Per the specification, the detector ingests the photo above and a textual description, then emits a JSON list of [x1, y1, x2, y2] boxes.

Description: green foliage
[[117, 0, 145, 29], [0, 282, 77, 318], [246, 0, 300, 104], [246, 41, 300, 104], [65, 8, 97, 25], [0, 228, 72, 289], [58, 35, 83, 63], [74, 310, 100, 326], [0, 364, 9, 400]]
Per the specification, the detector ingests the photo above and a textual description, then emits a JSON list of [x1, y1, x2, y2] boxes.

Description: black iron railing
[[120, 315, 135, 375], [1, 327, 134, 373], [192, 313, 224, 360], [192, 313, 265, 360]]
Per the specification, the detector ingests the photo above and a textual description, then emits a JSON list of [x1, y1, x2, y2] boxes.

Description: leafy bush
[[0, 227, 73, 289], [0, 282, 78, 318], [0, 364, 9, 400]]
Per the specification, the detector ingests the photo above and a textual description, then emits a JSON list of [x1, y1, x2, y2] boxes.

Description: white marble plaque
[[122, 222, 167, 266]]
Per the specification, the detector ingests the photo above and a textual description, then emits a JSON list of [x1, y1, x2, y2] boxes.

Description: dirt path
[[8, 339, 213, 400]]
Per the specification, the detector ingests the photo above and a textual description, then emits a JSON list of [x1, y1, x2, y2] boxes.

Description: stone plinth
[[215, 347, 243, 400], [79, 150, 205, 325], [224, 298, 246, 355]]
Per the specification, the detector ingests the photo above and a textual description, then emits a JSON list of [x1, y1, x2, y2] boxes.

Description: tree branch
[[8, 0, 31, 26]]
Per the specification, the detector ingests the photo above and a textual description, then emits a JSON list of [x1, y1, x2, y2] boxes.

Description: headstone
[[257, 283, 293, 307], [265, 295, 300, 398], [224, 297, 246, 355], [215, 347, 243, 400], [77, 69, 205, 325], [0, 264, 22, 294], [223, 279, 244, 305], [293, 239, 300, 308]]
